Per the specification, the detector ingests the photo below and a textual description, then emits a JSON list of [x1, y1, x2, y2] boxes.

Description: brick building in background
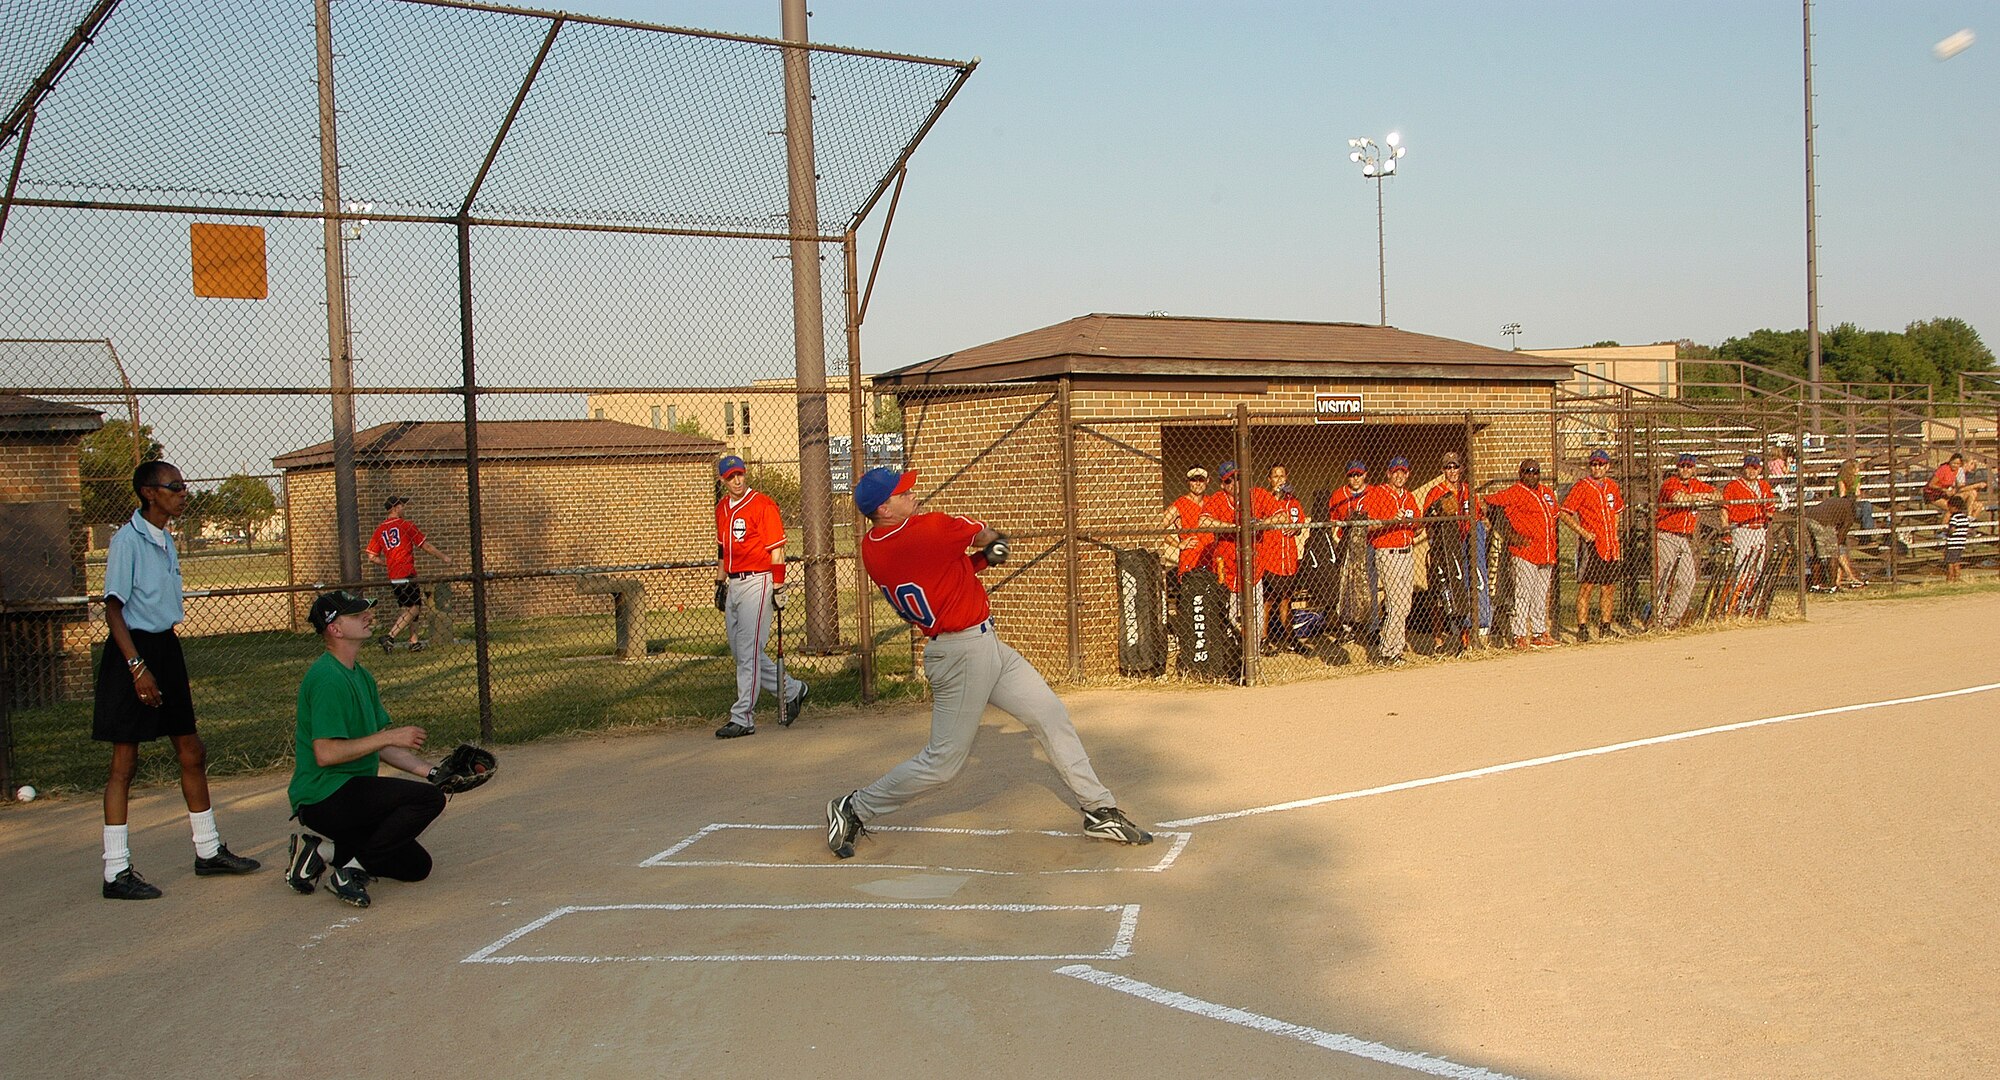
[[870, 314, 1578, 678], [274, 420, 723, 627], [0, 396, 103, 704]]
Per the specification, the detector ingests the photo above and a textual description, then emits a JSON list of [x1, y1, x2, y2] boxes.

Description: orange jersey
[[1362, 484, 1420, 549], [1723, 477, 1774, 528], [1421, 482, 1483, 536], [1487, 481, 1560, 564], [716, 490, 786, 573], [1562, 476, 1624, 560], [1171, 493, 1211, 574], [1202, 489, 1257, 592], [1656, 476, 1714, 535], [1253, 487, 1302, 576]]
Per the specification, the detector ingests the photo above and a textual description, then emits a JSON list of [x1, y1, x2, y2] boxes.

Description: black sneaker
[[1082, 806, 1154, 845], [324, 864, 371, 908], [1575, 625, 1593, 643], [826, 791, 866, 859], [286, 832, 327, 895], [378, 635, 393, 653], [1597, 623, 1619, 639], [103, 867, 162, 900], [715, 721, 755, 739], [194, 844, 261, 876], [406, 640, 426, 652], [780, 684, 809, 727]]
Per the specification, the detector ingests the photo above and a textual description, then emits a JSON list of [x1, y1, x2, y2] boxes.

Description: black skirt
[[92, 628, 198, 743]]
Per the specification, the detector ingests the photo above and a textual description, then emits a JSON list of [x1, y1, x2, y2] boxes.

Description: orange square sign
[[190, 222, 268, 299]]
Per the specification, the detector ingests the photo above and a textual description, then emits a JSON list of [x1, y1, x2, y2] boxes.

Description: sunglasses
[[1522, 469, 1541, 475], [145, 482, 189, 493]]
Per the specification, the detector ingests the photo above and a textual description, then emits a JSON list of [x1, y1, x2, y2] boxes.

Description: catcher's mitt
[[980, 533, 1010, 566], [428, 743, 497, 794], [713, 579, 728, 611]]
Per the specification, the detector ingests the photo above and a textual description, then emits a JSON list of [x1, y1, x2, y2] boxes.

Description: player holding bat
[[825, 468, 1153, 859]]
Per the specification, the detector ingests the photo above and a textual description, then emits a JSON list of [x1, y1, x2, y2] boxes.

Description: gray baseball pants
[[851, 621, 1115, 821], [1376, 548, 1414, 658], [1509, 556, 1551, 638], [1655, 531, 1697, 626], [724, 572, 803, 729]]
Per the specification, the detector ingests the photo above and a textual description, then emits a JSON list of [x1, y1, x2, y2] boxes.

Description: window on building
[[740, 401, 751, 435], [650, 405, 662, 428], [666, 405, 676, 428], [725, 402, 735, 436]]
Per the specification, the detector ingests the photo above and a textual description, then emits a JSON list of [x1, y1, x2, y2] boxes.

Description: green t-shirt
[[288, 651, 392, 812]]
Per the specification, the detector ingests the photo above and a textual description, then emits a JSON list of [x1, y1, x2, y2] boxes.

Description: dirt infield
[[4, 591, 1998, 1079]]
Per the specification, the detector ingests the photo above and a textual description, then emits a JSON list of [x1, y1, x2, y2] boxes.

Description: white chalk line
[[640, 821, 1192, 875], [464, 901, 1141, 965], [1159, 680, 2000, 828], [1055, 965, 1527, 1079]]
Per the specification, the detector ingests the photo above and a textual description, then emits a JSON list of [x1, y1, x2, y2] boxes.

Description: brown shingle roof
[[273, 420, 723, 470], [0, 394, 105, 434], [873, 313, 1577, 386]]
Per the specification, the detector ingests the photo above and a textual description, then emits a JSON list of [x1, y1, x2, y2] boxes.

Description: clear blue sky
[[572, 0, 1995, 368]]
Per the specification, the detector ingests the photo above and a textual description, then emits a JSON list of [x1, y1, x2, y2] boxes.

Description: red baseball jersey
[[1722, 477, 1774, 528], [862, 511, 990, 635], [1562, 476, 1624, 560], [1254, 487, 1302, 576], [716, 490, 786, 573], [1172, 493, 1211, 574], [1202, 489, 1257, 592], [1362, 484, 1420, 549], [1328, 483, 1369, 542], [367, 517, 425, 579], [1487, 481, 1560, 565], [1656, 476, 1715, 535]]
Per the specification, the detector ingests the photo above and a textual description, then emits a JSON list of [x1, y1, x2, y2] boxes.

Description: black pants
[[299, 776, 447, 881]]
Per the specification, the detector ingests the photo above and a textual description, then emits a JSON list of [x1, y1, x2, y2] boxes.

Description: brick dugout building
[[870, 314, 1577, 678], [0, 396, 103, 705], [275, 420, 723, 627]]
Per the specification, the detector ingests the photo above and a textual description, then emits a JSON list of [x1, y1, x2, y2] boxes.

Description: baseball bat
[[772, 583, 790, 726]]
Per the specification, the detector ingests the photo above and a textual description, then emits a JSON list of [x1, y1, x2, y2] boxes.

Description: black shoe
[[406, 640, 426, 652], [826, 791, 866, 859], [1597, 623, 1618, 639], [324, 864, 371, 908], [1082, 806, 1154, 845], [286, 832, 327, 894], [715, 721, 755, 739], [1287, 639, 1312, 656], [780, 684, 809, 727], [103, 867, 162, 900], [378, 635, 393, 653], [194, 844, 260, 876], [1575, 625, 1593, 643]]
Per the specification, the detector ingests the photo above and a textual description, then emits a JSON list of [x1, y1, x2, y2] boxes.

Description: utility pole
[[781, 0, 837, 647]]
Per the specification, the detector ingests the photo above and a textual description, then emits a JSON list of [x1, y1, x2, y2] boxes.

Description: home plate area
[[461, 820, 1526, 1078]]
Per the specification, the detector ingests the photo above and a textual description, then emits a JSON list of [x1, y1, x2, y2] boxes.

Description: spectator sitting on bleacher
[[1924, 453, 1986, 524]]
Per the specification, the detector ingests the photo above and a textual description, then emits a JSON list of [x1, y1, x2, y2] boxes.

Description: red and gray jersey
[[367, 517, 425, 579], [862, 511, 990, 635]]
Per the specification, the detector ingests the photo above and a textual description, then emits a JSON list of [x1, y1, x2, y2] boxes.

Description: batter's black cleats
[[826, 791, 866, 859], [1082, 806, 1154, 846], [715, 721, 755, 739], [102, 867, 162, 900], [286, 832, 327, 894], [780, 684, 809, 727], [194, 844, 260, 876], [325, 864, 371, 908]]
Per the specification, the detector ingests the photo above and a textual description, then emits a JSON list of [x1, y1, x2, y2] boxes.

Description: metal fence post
[[1236, 402, 1254, 685], [1886, 405, 1900, 588], [844, 235, 873, 702], [1059, 378, 1082, 680], [456, 220, 493, 742]]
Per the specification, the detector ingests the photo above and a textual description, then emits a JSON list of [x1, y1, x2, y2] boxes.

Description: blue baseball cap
[[1387, 456, 1411, 472], [1742, 453, 1762, 468], [1677, 453, 1699, 467], [717, 455, 747, 478], [1589, 449, 1612, 464], [1218, 461, 1238, 480], [854, 467, 917, 517], [1345, 460, 1367, 476]]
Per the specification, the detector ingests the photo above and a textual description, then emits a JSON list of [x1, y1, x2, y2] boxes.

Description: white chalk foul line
[[1159, 680, 2000, 828], [640, 822, 1193, 875], [1055, 965, 1526, 1079], [464, 901, 1141, 965]]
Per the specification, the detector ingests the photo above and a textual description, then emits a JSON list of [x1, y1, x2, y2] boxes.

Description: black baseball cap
[[309, 589, 375, 631], [384, 495, 409, 510]]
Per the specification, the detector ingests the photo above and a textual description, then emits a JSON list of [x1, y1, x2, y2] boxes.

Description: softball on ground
[[14, 785, 37, 802]]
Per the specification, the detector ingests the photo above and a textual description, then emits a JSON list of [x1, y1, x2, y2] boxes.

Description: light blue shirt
[[103, 509, 183, 632]]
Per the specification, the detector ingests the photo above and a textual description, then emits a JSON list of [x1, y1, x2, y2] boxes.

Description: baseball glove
[[713, 579, 728, 611], [980, 533, 1010, 566], [428, 743, 497, 794]]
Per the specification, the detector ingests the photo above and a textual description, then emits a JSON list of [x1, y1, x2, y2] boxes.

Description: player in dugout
[[825, 468, 1153, 859]]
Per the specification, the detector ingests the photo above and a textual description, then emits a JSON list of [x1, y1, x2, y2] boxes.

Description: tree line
[[80, 420, 279, 549], [1675, 317, 1994, 401]]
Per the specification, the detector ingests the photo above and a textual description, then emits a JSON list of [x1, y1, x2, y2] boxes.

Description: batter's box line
[[463, 901, 1141, 965], [639, 822, 1192, 875]]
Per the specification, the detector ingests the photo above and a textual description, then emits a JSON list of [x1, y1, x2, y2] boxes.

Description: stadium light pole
[[1348, 132, 1406, 326]]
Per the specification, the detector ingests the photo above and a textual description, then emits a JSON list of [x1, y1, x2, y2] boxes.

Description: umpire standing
[[713, 455, 807, 738]]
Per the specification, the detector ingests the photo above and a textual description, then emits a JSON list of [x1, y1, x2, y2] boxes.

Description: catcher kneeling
[[285, 590, 495, 908]]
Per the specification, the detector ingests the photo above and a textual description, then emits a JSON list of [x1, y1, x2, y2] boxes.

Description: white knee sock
[[188, 809, 221, 859], [103, 824, 131, 882]]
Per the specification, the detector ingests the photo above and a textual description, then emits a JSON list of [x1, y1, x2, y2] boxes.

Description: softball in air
[[14, 785, 37, 802], [1933, 29, 1974, 61]]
